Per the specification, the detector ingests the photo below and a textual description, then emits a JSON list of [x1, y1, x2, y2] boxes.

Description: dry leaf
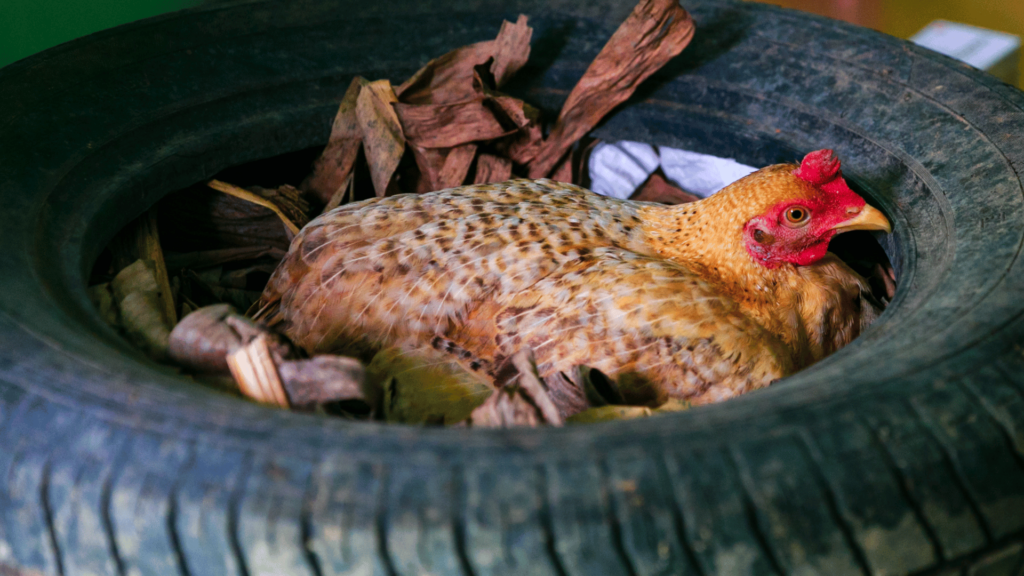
[[208, 180, 302, 236], [486, 95, 538, 130], [409, 145, 448, 192], [111, 260, 173, 361], [490, 15, 533, 87], [302, 77, 365, 204], [496, 121, 544, 165], [630, 170, 701, 204], [250, 184, 310, 229], [170, 304, 249, 373], [109, 209, 177, 325], [528, 0, 695, 178], [173, 305, 369, 410], [397, 14, 531, 104], [878, 262, 897, 301], [541, 371, 589, 419], [465, 350, 563, 428], [168, 304, 291, 374], [323, 173, 354, 213], [158, 186, 293, 251], [276, 356, 369, 410], [539, 364, 626, 420], [550, 155, 573, 184], [438, 143, 478, 189], [573, 137, 602, 189], [397, 41, 497, 105], [473, 153, 513, 184], [356, 79, 406, 196], [395, 99, 514, 149]]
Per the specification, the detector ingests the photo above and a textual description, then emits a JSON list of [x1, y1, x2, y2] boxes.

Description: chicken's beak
[[831, 204, 891, 234]]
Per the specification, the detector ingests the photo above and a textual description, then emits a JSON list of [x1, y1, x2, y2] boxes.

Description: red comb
[[793, 149, 841, 186]]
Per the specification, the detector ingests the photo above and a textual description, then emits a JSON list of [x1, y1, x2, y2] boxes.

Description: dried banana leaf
[[168, 304, 277, 374], [208, 180, 302, 236], [473, 153, 513, 184], [408, 145, 448, 193], [397, 41, 498, 105], [277, 356, 369, 411], [528, 0, 695, 178], [438, 144, 478, 189], [495, 121, 543, 165], [160, 189, 289, 251], [464, 350, 563, 428], [539, 365, 625, 420], [323, 173, 355, 213], [356, 79, 405, 197], [111, 260, 173, 361], [395, 100, 514, 149], [490, 15, 533, 88], [172, 304, 366, 410], [108, 208, 177, 325], [485, 95, 539, 130], [303, 77, 365, 204], [250, 184, 310, 229]]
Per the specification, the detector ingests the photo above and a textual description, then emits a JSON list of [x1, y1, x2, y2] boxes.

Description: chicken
[[257, 149, 890, 407]]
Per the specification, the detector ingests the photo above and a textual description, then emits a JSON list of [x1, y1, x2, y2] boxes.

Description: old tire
[[1, 0, 1023, 574]]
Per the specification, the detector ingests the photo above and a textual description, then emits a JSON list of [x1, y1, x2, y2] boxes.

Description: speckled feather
[[259, 173, 878, 405]]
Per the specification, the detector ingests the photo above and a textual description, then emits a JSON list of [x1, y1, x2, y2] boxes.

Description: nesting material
[[227, 334, 290, 408], [464, 351, 564, 428]]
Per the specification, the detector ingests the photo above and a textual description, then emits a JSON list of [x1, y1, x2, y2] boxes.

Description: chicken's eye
[[784, 206, 811, 227]]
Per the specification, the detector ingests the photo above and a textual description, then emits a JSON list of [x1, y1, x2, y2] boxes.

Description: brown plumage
[[257, 149, 890, 407]]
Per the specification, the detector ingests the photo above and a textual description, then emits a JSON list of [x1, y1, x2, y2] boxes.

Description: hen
[[257, 149, 890, 407]]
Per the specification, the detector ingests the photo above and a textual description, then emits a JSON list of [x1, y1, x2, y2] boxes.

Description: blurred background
[[0, 0, 199, 69], [1, 0, 1022, 86], [767, 0, 1023, 86]]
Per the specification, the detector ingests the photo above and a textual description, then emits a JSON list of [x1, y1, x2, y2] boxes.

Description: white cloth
[[658, 146, 757, 198], [587, 140, 756, 199], [587, 141, 661, 199]]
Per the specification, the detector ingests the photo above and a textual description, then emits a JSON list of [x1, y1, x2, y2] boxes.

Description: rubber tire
[[1, 0, 1024, 574]]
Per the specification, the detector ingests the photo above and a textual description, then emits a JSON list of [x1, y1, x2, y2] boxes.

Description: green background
[[1, 0, 197, 69]]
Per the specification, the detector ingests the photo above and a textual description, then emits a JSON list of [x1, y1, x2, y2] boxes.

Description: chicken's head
[[741, 149, 890, 268]]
